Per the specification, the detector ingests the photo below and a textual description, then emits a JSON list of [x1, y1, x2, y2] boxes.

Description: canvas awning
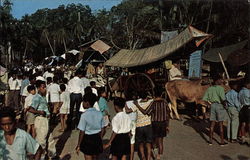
[[105, 26, 212, 68], [202, 40, 248, 62], [227, 49, 250, 66]]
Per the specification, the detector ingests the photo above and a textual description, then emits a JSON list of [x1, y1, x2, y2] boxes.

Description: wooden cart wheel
[[124, 73, 155, 99]]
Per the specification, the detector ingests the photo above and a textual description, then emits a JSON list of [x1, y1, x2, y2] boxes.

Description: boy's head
[[47, 77, 52, 84], [139, 92, 148, 99], [84, 86, 93, 95], [154, 86, 162, 97], [98, 87, 106, 97], [114, 97, 125, 112], [60, 84, 66, 92], [0, 107, 16, 135], [82, 93, 97, 109], [27, 85, 36, 95], [90, 81, 96, 87], [36, 80, 46, 96], [29, 74, 36, 84], [213, 75, 223, 85], [229, 81, 238, 91]]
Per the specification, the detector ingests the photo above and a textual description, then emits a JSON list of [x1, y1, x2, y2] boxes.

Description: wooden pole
[[218, 52, 230, 79]]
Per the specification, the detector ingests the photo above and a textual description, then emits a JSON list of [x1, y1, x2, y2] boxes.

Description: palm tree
[[54, 28, 68, 52], [41, 28, 55, 56]]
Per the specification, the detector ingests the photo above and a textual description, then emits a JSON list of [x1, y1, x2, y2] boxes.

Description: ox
[[165, 79, 210, 120]]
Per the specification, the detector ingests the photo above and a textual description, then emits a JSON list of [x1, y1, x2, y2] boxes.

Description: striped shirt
[[145, 99, 170, 122]]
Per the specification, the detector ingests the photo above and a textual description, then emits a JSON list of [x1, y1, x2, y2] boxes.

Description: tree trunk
[[45, 32, 55, 56], [23, 40, 27, 60], [63, 38, 67, 52]]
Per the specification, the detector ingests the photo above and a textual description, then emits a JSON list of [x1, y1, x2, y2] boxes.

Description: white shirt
[[8, 77, 19, 90], [68, 76, 84, 94], [125, 100, 138, 121], [169, 66, 182, 81], [79, 102, 100, 112], [43, 71, 54, 80], [47, 83, 60, 102], [24, 94, 34, 109], [36, 76, 45, 81], [59, 91, 70, 113], [81, 77, 90, 89], [112, 112, 131, 134], [92, 88, 98, 96]]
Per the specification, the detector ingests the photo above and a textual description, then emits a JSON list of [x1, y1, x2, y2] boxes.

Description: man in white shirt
[[169, 63, 183, 81], [47, 76, 61, 124], [43, 68, 54, 80], [67, 70, 84, 130], [8, 73, 21, 110], [81, 70, 90, 90]]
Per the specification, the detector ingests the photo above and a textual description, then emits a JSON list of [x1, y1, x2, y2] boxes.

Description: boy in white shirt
[[104, 97, 131, 160], [24, 85, 36, 137], [59, 84, 70, 132]]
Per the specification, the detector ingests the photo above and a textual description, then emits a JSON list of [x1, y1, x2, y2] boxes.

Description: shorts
[[80, 133, 103, 155], [239, 105, 250, 123], [26, 112, 35, 125], [135, 124, 153, 144], [152, 121, 167, 138], [210, 103, 227, 121], [110, 133, 130, 157]]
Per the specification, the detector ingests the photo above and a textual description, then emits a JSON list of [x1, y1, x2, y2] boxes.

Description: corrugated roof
[[105, 26, 212, 68]]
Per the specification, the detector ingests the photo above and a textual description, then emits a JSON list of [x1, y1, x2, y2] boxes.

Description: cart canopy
[[105, 26, 212, 68]]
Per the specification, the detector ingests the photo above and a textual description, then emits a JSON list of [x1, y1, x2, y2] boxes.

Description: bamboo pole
[[218, 52, 230, 79]]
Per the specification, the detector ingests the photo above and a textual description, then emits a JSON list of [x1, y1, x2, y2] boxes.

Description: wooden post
[[218, 52, 230, 79]]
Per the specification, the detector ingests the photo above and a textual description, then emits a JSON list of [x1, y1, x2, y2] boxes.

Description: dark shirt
[[145, 99, 170, 122]]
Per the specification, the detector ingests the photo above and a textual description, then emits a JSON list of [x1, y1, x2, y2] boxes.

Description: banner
[[188, 50, 202, 78]]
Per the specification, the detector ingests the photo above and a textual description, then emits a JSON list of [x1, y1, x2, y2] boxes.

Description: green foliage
[[0, 0, 249, 64]]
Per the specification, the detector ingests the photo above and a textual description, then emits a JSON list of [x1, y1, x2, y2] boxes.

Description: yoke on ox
[[165, 79, 209, 120]]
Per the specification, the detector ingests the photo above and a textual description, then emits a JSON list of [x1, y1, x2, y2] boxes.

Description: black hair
[[29, 74, 36, 81], [27, 85, 36, 92], [0, 107, 16, 122], [36, 80, 46, 88], [47, 77, 52, 82], [53, 76, 58, 83], [139, 92, 148, 99], [90, 81, 96, 87], [229, 81, 238, 87], [114, 97, 126, 109], [154, 86, 162, 97], [212, 75, 222, 82], [84, 86, 93, 95], [83, 93, 97, 107], [97, 87, 105, 97], [60, 84, 66, 91], [62, 78, 68, 84]]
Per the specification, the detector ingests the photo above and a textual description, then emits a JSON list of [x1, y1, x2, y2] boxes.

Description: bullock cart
[[105, 26, 212, 100]]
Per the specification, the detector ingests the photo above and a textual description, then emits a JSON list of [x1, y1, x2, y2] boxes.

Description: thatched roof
[[105, 26, 212, 68], [202, 40, 248, 63]]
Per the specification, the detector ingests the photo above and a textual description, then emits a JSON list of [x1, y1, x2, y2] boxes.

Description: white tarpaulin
[[61, 54, 66, 59], [68, 49, 80, 55]]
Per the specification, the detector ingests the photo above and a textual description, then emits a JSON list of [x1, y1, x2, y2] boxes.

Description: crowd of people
[[0, 62, 249, 160], [0, 65, 171, 160], [202, 76, 250, 146]]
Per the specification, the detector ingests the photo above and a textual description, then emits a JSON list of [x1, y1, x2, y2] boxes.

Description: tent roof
[[202, 40, 248, 62], [105, 26, 212, 68]]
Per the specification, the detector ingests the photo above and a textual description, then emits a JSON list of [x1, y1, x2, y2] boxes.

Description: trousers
[[227, 107, 239, 140]]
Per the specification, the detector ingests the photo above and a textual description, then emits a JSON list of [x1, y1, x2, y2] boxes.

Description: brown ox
[[165, 79, 210, 120]]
